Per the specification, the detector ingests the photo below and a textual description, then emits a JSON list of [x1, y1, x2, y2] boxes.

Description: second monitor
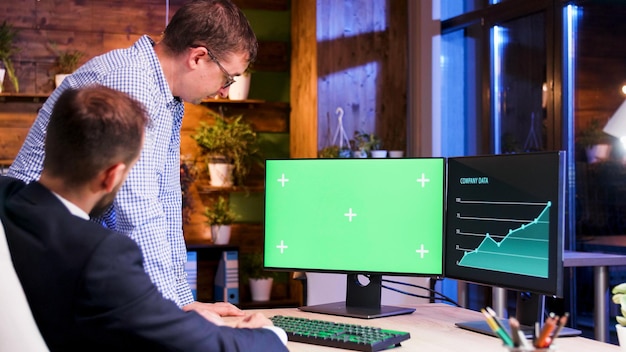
[[444, 151, 576, 336]]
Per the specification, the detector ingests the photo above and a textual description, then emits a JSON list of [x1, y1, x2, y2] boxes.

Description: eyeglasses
[[203, 47, 236, 89]]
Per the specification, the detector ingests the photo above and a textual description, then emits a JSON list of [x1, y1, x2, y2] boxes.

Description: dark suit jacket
[[0, 177, 287, 352]]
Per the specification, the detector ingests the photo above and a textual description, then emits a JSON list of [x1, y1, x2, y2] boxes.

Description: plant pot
[[0, 68, 5, 93], [249, 278, 273, 301], [211, 224, 231, 245], [370, 150, 388, 158], [228, 73, 251, 100], [585, 144, 611, 164], [617, 324, 626, 350], [55, 74, 70, 87], [353, 149, 368, 158], [389, 150, 404, 158], [208, 162, 234, 187]]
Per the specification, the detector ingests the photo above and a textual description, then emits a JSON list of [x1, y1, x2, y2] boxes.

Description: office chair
[[0, 219, 49, 351]]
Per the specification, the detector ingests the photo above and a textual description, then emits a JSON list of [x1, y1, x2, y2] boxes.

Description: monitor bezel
[[443, 151, 566, 298], [262, 157, 447, 278]]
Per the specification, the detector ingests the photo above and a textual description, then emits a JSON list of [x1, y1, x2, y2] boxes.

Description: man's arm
[[80, 233, 288, 351]]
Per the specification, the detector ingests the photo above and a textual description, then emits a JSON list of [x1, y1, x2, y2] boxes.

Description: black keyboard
[[270, 315, 410, 351]]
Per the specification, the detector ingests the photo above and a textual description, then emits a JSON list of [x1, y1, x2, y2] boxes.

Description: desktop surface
[[229, 304, 621, 352]]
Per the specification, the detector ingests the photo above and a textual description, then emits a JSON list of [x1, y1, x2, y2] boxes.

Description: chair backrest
[[0, 218, 49, 351]]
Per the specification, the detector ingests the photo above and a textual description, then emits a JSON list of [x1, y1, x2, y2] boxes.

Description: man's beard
[[89, 181, 122, 218], [89, 193, 115, 218]]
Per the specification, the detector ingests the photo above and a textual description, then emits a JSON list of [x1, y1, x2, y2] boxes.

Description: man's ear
[[101, 163, 128, 193], [189, 46, 206, 68]]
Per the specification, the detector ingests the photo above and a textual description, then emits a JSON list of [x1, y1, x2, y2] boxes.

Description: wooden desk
[[231, 304, 620, 351]]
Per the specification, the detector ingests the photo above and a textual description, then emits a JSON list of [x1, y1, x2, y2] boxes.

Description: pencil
[[551, 312, 569, 343], [481, 308, 515, 347], [535, 314, 557, 348], [509, 317, 533, 349]]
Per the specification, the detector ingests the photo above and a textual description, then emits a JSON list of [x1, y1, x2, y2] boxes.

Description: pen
[[486, 307, 508, 332], [508, 316, 522, 347], [535, 314, 557, 348], [534, 322, 540, 344], [481, 308, 514, 347], [508, 317, 529, 348], [550, 312, 569, 344]]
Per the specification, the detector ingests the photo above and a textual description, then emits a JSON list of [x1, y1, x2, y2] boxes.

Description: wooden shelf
[[0, 93, 49, 103], [196, 182, 265, 194]]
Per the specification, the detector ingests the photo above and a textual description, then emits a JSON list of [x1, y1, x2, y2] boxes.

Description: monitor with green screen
[[264, 158, 445, 318]]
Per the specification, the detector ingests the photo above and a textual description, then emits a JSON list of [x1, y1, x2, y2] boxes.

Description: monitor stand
[[455, 292, 581, 338], [298, 274, 415, 319]]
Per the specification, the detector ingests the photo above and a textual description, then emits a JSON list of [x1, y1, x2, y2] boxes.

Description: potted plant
[[0, 20, 20, 93], [318, 145, 339, 158], [577, 118, 611, 163], [319, 145, 351, 158], [240, 252, 280, 301], [228, 65, 253, 100], [612, 283, 626, 347], [52, 49, 85, 87], [191, 112, 260, 187], [202, 196, 238, 245], [352, 131, 384, 158]]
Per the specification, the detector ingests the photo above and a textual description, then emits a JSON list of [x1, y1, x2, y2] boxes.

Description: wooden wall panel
[[0, 1, 287, 94], [0, 101, 40, 164], [0, 0, 182, 94], [290, 0, 318, 158]]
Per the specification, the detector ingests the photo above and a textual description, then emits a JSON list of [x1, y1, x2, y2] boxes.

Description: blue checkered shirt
[[8, 35, 194, 306]]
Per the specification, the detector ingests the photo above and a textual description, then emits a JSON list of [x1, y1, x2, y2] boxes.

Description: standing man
[[8, 0, 254, 318], [1, 85, 287, 351]]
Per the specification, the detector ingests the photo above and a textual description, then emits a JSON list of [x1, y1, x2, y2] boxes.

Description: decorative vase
[[211, 224, 231, 245], [353, 149, 368, 158], [389, 150, 404, 158], [208, 162, 234, 187], [249, 278, 273, 301], [0, 68, 5, 93], [228, 73, 251, 100], [617, 324, 626, 350], [370, 150, 388, 158], [55, 74, 70, 88]]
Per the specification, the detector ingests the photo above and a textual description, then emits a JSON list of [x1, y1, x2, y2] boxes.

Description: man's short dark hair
[[43, 85, 148, 185], [162, 0, 257, 63]]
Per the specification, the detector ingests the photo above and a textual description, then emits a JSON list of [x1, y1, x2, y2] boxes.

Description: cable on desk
[[382, 278, 461, 307]]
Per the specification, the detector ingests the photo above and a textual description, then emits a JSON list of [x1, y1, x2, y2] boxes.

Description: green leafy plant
[[577, 118, 610, 149], [240, 252, 281, 280], [352, 130, 382, 152], [319, 145, 339, 158], [0, 20, 20, 92], [612, 283, 626, 326], [202, 196, 237, 226], [54, 49, 85, 74], [191, 112, 260, 186]]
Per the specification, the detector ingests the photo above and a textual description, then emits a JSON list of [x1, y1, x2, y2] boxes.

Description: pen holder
[[505, 346, 556, 352]]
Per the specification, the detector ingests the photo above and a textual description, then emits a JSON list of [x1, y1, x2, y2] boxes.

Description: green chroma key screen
[[264, 158, 445, 276]]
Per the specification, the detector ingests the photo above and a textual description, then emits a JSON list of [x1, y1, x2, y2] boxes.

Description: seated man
[[0, 85, 287, 351]]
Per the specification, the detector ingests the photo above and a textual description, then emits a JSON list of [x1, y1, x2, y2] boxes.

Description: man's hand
[[183, 301, 245, 323], [234, 312, 275, 329]]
